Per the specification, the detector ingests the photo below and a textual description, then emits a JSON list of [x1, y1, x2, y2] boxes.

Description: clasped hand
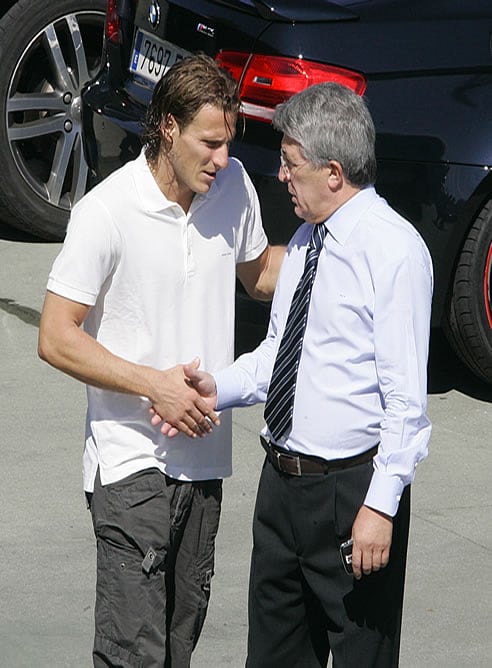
[[150, 358, 218, 438]]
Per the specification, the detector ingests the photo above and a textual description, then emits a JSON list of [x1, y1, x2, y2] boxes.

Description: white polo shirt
[[47, 151, 267, 491]]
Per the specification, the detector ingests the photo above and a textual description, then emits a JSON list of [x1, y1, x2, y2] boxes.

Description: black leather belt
[[260, 436, 378, 477]]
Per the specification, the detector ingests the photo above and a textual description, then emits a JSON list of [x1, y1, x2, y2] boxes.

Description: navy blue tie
[[264, 223, 327, 442]]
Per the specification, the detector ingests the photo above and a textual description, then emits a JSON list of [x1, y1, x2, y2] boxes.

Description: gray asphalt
[[1, 225, 491, 667]]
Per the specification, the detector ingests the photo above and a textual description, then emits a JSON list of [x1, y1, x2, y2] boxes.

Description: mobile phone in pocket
[[339, 538, 353, 575]]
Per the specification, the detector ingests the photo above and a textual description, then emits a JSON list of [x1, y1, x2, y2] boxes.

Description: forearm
[[368, 253, 433, 515], [256, 245, 286, 300], [38, 316, 160, 400], [238, 244, 286, 302], [215, 333, 276, 409], [365, 413, 431, 516], [38, 290, 219, 439]]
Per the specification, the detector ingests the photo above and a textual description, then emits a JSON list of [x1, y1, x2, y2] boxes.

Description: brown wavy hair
[[142, 53, 240, 162]]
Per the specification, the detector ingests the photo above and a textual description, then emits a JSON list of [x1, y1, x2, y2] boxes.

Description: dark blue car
[[31, 0, 492, 383]]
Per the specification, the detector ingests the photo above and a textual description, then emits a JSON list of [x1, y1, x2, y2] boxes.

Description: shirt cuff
[[363, 468, 405, 518], [214, 367, 241, 411]]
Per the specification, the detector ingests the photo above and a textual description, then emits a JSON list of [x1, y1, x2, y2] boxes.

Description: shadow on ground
[[0, 218, 54, 243], [427, 328, 492, 400]]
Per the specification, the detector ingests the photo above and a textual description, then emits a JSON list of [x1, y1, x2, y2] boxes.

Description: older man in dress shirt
[[156, 82, 433, 668]]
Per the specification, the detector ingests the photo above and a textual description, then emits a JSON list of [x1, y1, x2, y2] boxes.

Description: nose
[[278, 165, 289, 183], [213, 144, 229, 171]]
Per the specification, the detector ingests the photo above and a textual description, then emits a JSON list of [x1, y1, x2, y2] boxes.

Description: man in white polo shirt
[[38, 54, 284, 667]]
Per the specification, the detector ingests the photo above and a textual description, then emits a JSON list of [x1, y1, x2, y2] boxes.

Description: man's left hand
[[350, 505, 393, 580]]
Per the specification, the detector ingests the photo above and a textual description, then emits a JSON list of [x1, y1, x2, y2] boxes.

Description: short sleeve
[[232, 159, 268, 264], [47, 193, 120, 305]]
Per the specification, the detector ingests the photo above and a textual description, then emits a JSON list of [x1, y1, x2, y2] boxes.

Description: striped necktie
[[264, 222, 328, 442]]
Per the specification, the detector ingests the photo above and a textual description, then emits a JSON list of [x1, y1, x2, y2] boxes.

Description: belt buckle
[[276, 450, 302, 476]]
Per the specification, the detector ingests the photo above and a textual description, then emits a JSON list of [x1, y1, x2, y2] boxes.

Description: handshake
[[149, 357, 219, 439]]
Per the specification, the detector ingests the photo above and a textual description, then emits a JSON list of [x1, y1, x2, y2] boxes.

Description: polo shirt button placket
[[186, 219, 195, 277]]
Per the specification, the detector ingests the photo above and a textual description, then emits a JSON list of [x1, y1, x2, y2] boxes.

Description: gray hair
[[273, 82, 376, 187]]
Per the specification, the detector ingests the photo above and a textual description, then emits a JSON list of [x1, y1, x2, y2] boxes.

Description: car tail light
[[216, 52, 366, 123], [216, 51, 251, 86], [105, 0, 121, 44]]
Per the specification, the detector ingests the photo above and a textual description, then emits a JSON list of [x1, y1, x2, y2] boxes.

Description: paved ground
[[1, 224, 491, 667]]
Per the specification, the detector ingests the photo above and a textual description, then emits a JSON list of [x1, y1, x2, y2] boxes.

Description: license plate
[[130, 29, 191, 86]]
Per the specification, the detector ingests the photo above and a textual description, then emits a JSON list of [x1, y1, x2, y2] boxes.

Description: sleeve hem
[[46, 277, 97, 306], [214, 367, 242, 410], [363, 468, 405, 517]]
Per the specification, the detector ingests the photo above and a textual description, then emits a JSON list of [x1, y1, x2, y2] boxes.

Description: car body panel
[[81, 0, 492, 340]]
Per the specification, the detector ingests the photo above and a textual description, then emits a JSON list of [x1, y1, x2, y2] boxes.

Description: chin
[[198, 179, 213, 192]]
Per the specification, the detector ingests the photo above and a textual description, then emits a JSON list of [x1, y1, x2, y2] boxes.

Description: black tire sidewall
[[0, 0, 106, 240], [446, 200, 492, 382]]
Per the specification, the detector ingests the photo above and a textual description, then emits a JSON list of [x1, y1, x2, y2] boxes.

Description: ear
[[160, 114, 177, 142], [326, 159, 344, 190]]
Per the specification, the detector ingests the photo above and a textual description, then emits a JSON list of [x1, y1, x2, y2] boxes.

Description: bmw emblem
[[148, 0, 161, 29]]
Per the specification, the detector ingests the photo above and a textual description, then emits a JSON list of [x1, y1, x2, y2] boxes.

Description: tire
[[444, 199, 492, 383], [0, 0, 106, 240]]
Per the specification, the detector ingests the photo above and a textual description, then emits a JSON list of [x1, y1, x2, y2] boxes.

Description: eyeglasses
[[279, 152, 309, 179], [280, 152, 340, 179]]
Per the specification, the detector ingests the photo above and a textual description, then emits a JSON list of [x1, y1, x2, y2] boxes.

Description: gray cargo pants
[[87, 468, 222, 668]]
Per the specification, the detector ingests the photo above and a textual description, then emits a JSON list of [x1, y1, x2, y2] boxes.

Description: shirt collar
[[133, 150, 218, 215], [324, 186, 378, 245]]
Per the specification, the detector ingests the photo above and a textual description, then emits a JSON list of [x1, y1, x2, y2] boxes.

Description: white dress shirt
[[215, 187, 433, 517]]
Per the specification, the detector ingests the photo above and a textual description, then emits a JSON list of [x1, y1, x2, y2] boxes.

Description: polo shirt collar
[[324, 186, 377, 245], [133, 150, 218, 215]]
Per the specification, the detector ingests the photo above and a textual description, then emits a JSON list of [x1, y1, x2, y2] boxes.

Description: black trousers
[[88, 468, 222, 668], [246, 455, 410, 668]]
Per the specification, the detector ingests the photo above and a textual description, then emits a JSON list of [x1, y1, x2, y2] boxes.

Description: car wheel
[[0, 0, 106, 240], [444, 199, 492, 383]]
